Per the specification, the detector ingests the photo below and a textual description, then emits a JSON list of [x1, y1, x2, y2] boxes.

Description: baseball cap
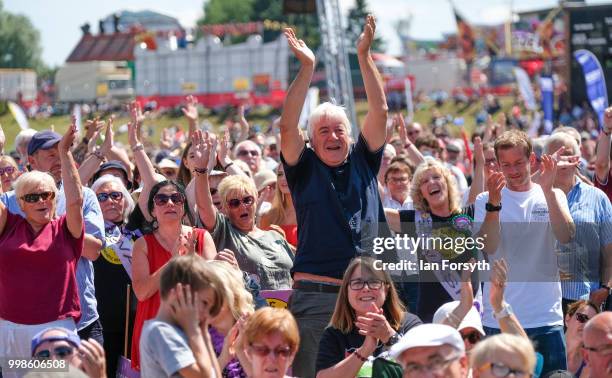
[[253, 169, 276, 192], [157, 158, 179, 170], [389, 323, 465, 359], [210, 169, 229, 177], [432, 301, 485, 336], [446, 141, 462, 153], [31, 327, 81, 357], [541, 370, 575, 378], [93, 160, 131, 188], [27, 130, 61, 156]]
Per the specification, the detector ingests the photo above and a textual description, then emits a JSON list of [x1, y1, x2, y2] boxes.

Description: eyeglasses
[[227, 196, 255, 209], [97, 191, 123, 202], [238, 150, 260, 157], [583, 344, 612, 355], [403, 354, 460, 376], [349, 279, 384, 291], [387, 176, 409, 184], [478, 362, 530, 377], [249, 343, 292, 359], [210, 188, 218, 196], [0, 166, 16, 175], [35, 346, 75, 359], [574, 313, 590, 324], [21, 191, 55, 203], [461, 331, 482, 344], [153, 193, 185, 206]]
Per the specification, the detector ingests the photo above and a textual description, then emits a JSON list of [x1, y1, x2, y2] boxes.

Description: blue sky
[[4, 0, 611, 67]]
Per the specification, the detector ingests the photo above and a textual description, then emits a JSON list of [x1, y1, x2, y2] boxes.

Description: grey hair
[[545, 132, 580, 156], [307, 102, 352, 141], [14, 171, 58, 212], [91, 174, 135, 223], [15, 129, 37, 156]]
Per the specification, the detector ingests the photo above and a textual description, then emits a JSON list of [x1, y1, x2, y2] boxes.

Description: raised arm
[[467, 137, 485, 205], [595, 107, 612, 183], [539, 154, 575, 243], [397, 113, 424, 166], [181, 95, 199, 140], [358, 15, 388, 152], [59, 118, 84, 239], [78, 118, 115, 184], [477, 172, 505, 254], [279, 28, 313, 166], [489, 259, 528, 338], [192, 130, 219, 231], [236, 104, 250, 143], [218, 130, 246, 176]]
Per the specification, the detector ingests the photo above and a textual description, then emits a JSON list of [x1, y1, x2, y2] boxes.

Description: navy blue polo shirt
[[282, 134, 395, 279]]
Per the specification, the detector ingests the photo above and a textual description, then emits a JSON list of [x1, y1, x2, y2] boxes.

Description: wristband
[[92, 150, 104, 161], [193, 167, 209, 175], [353, 351, 368, 362], [223, 161, 234, 170], [131, 143, 144, 152]]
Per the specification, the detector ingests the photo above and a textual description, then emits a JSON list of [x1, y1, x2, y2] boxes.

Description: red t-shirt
[[595, 170, 612, 203], [0, 212, 84, 325]]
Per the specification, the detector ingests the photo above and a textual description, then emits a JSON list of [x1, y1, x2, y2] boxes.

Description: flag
[[540, 75, 554, 135], [72, 104, 82, 136], [513, 67, 537, 111], [574, 49, 608, 129], [7, 101, 29, 130], [298, 87, 320, 130], [454, 9, 476, 64]]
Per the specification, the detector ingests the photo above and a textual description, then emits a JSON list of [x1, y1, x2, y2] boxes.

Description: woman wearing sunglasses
[[565, 300, 600, 377], [316, 257, 422, 378], [0, 155, 21, 192], [470, 333, 537, 378], [91, 174, 139, 377], [130, 179, 217, 370], [193, 130, 293, 290], [0, 125, 84, 364], [239, 307, 300, 378]]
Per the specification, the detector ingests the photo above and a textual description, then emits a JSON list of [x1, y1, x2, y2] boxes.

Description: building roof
[[66, 32, 138, 62]]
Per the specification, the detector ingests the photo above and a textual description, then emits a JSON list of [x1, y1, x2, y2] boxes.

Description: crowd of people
[[1, 15, 611, 378]]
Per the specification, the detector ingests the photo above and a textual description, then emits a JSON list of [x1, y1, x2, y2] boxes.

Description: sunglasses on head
[[153, 192, 185, 206], [480, 362, 529, 378], [238, 150, 259, 157], [97, 191, 123, 202], [461, 331, 482, 344], [249, 343, 292, 358], [227, 196, 255, 209], [0, 166, 16, 175], [575, 312, 590, 324], [21, 191, 55, 203], [35, 345, 74, 359]]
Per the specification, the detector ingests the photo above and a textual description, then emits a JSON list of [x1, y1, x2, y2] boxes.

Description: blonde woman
[[0, 155, 20, 192], [259, 164, 297, 247], [385, 149, 486, 322], [316, 257, 422, 378], [471, 334, 537, 378], [207, 261, 255, 378]]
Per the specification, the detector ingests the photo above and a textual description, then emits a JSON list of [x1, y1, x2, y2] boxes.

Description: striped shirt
[[560, 180, 612, 300]]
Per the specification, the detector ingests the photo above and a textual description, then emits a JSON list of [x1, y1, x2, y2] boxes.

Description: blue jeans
[[484, 325, 566, 376], [77, 318, 104, 346]]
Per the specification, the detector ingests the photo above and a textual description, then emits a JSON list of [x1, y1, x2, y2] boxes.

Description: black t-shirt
[[315, 312, 422, 373], [398, 205, 480, 322]]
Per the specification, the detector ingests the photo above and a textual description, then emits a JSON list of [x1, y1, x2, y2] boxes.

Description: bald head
[[583, 312, 612, 377]]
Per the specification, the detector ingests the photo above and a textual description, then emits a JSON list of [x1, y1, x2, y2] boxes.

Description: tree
[[197, 0, 254, 25], [345, 0, 384, 52], [0, 0, 44, 70]]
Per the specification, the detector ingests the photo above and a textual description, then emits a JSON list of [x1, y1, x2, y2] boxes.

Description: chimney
[[80, 23, 91, 36]]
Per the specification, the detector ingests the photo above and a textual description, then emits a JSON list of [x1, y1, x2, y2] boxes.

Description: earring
[[151, 218, 158, 229]]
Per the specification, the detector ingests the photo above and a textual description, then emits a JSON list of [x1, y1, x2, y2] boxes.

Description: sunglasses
[[35, 345, 74, 359], [21, 191, 55, 203], [210, 188, 218, 196], [349, 279, 384, 291], [97, 191, 123, 202], [237, 150, 260, 157], [461, 331, 482, 344], [480, 362, 529, 378], [227, 196, 255, 209], [0, 166, 16, 175], [575, 313, 590, 324], [153, 193, 185, 206], [249, 343, 292, 358]]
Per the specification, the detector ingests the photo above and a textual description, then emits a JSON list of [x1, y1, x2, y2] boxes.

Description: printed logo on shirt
[[101, 246, 122, 265], [531, 204, 549, 222]]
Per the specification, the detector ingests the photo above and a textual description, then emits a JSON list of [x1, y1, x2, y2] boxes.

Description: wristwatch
[[486, 202, 502, 212], [493, 303, 513, 320], [384, 332, 401, 347]]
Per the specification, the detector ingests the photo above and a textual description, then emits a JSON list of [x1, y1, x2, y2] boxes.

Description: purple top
[[209, 326, 247, 378]]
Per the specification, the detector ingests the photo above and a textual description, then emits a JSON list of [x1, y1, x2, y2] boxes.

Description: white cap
[[432, 301, 485, 336], [157, 158, 179, 170], [389, 324, 465, 359]]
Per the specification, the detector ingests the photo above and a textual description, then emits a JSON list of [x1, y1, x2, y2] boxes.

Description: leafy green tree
[[197, 0, 254, 25], [0, 0, 44, 70], [345, 0, 384, 52]]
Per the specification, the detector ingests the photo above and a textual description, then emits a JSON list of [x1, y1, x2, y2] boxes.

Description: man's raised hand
[[357, 15, 376, 56], [283, 28, 315, 67]]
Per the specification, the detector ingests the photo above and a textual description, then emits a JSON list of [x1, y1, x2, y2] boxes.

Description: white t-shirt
[[382, 187, 414, 210], [474, 184, 567, 329]]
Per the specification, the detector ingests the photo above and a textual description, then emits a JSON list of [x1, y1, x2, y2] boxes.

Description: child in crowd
[[139, 254, 224, 378]]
